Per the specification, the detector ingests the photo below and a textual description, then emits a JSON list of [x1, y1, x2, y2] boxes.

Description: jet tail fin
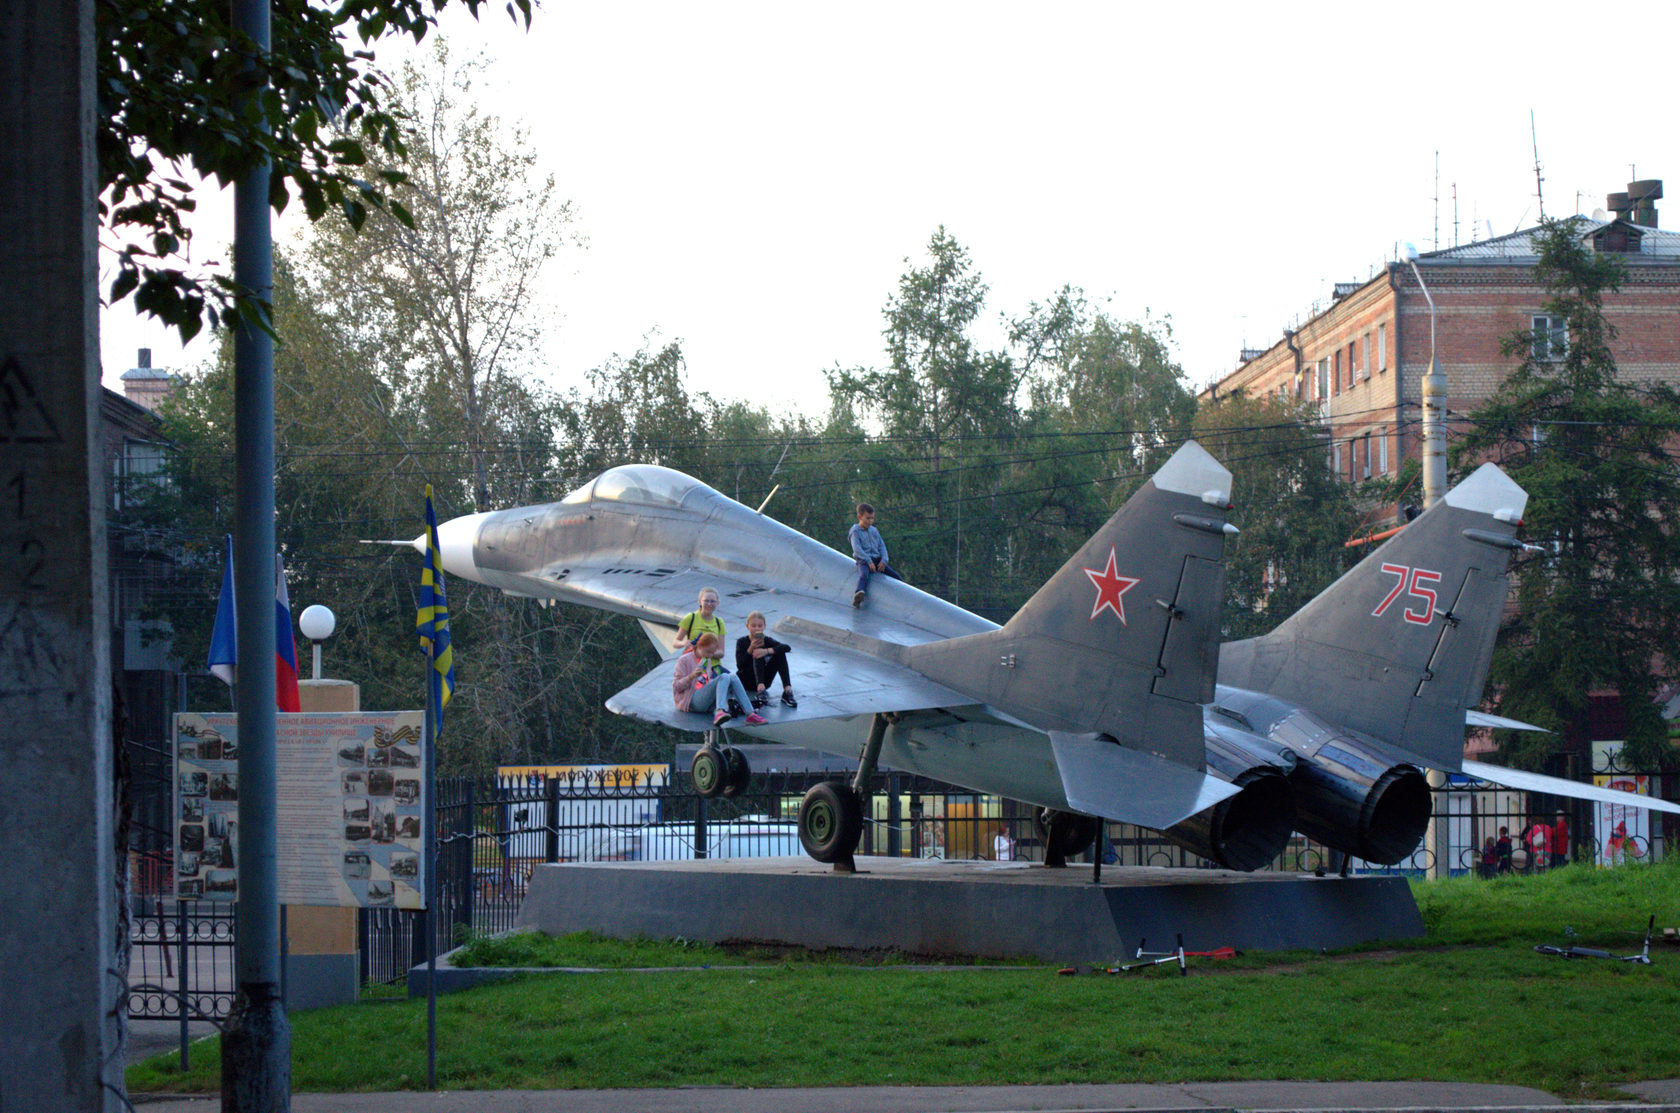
[[907, 440, 1236, 770], [1221, 463, 1529, 771]]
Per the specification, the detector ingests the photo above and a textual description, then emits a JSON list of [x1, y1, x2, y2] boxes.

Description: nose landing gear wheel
[[691, 747, 726, 798], [721, 746, 751, 797], [799, 781, 863, 866]]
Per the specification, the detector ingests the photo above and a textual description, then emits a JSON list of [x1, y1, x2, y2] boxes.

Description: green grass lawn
[[128, 860, 1680, 1099]]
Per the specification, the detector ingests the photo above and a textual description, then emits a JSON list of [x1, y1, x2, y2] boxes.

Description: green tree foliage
[[302, 42, 576, 514], [97, 0, 532, 338], [1011, 293, 1198, 593], [1454, 218, 1680, 771], [134, 220, 1308, 775], [1192, 392, 1358, 638], [827, 227, 1022, 610]]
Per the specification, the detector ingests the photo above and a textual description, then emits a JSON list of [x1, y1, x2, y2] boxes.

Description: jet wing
[[1466, 710, 1550, 733], [606, 628, 977, 732], [1461, 760, 1680, 815], [530, 565, 775, 633]]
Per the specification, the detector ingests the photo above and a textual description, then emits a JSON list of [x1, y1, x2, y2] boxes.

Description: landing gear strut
[[1038, 808, 1100, 868], [797, 713, 889, 871]]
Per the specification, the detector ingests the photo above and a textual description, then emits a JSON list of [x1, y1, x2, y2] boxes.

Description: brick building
[[1205, 183, 1680, 517]]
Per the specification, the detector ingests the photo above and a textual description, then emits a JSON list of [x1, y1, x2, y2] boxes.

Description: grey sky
[[101, 0, 1680, 413]]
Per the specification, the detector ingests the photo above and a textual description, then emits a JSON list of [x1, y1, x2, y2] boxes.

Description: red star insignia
[[1083, 546, 1140, 625]]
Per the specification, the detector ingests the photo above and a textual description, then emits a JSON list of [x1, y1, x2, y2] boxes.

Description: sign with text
[[173, 711, 427, 908]]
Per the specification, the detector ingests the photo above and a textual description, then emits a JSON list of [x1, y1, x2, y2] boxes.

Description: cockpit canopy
[[562, 465, 714, 510]]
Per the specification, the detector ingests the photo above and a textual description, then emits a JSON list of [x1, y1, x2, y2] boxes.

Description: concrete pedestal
[[515, 857, 1423, 963], [285, 678, 362, 1010]]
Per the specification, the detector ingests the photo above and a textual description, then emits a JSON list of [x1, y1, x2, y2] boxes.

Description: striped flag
[[206, 533, 303, 712], [417, 485, 455, 717], [274, 551, 301, 713]]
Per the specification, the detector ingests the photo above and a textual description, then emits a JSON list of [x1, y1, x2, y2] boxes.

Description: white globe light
[[299, 604, 336, 642]]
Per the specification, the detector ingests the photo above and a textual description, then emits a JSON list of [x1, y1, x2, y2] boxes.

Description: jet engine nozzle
[[1161, 766, 1295, 872], [1160, 722, 1298, 871], [1290, 741, 1431, 866]]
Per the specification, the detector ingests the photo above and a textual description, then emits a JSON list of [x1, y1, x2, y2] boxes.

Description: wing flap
[[1050, 732, 1242, 830]]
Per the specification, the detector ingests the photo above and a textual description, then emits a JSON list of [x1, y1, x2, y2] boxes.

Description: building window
[[1332, 350, 1341, 395], [1317, 358, 1330, 399], [1531, 314, 1568, 361], [1360, 334, 1371, 381], [1377, 323, 1387, 372], [1378, 430, 1388, 475], [1332, 441, 1342, 476], [1347, 341, 1357, 387], [1361, 433, 1371, 479]]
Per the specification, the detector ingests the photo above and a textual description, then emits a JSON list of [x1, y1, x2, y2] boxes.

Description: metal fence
[[126, 745, 1677, 999]]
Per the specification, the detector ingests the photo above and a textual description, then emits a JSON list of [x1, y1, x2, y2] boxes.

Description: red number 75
[[1373, 563, 1441, 625]]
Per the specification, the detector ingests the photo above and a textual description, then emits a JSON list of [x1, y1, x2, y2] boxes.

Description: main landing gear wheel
[[691, 747, 726, 798], [721, 746, 751, 797], [1038, 809, 1100, 868], [799, 781, 863, 866]]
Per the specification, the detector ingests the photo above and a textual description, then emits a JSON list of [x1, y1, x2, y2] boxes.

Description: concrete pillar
[[0, 0, 122, 1108], [286, 680, 363, 1009]]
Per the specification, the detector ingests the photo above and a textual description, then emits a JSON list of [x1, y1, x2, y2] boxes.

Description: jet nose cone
[[434, 512, 491, 581]]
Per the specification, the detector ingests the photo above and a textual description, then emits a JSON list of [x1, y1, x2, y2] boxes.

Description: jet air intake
[[1160, 722, 1297, 872]]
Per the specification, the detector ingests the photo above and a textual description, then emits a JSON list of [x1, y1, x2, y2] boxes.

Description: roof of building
[[1419, 217, 1680, 261], [120, 366, 171, 381]]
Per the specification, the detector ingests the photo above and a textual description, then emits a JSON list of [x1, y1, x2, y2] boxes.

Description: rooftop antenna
[[1452, 182, 1459, 247], [1530, 110, 1545, 222], [1433, 150, 1440, 250]]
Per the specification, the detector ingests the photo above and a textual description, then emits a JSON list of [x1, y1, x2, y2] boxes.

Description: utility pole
[[221, 0, 291, 1107]]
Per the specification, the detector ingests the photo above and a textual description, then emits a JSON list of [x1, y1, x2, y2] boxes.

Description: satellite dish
[[1592, 207, 1608, 220]]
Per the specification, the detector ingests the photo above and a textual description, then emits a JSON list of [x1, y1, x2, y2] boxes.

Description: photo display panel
[[173, 711, 428, 908]]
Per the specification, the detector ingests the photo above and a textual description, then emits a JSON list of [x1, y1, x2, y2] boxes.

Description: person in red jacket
[[1551, 812, 1569, 869]]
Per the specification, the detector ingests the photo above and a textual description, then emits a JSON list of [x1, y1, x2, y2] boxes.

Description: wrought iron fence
[[127, 901, 237, 1022], [125, 739, 1676, 998]]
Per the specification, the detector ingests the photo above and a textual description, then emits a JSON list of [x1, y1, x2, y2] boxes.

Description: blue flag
[[417, 486, 455, 718], [208, 534, 237, 687]]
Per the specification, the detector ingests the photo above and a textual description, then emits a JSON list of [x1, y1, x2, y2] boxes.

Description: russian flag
[[206, 535, 302, 712], [274, 551, 301, 712]]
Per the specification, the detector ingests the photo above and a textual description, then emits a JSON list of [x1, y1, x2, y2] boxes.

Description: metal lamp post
[[1403, 242, 1448, 510], [298, 604, 335, 681], [1404, 244, 1454, 880]]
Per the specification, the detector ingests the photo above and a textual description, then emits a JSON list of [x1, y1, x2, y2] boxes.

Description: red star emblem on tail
[[1083, 546, 1140, 624]]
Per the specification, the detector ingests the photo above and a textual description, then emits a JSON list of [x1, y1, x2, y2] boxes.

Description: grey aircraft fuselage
[[434, 464, 1085, 812]]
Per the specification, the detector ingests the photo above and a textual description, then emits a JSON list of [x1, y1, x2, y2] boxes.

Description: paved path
[[127, 1079, 1680, 1112]]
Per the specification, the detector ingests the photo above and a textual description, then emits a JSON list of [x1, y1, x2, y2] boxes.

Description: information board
[[173, 711, 427, 908]]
